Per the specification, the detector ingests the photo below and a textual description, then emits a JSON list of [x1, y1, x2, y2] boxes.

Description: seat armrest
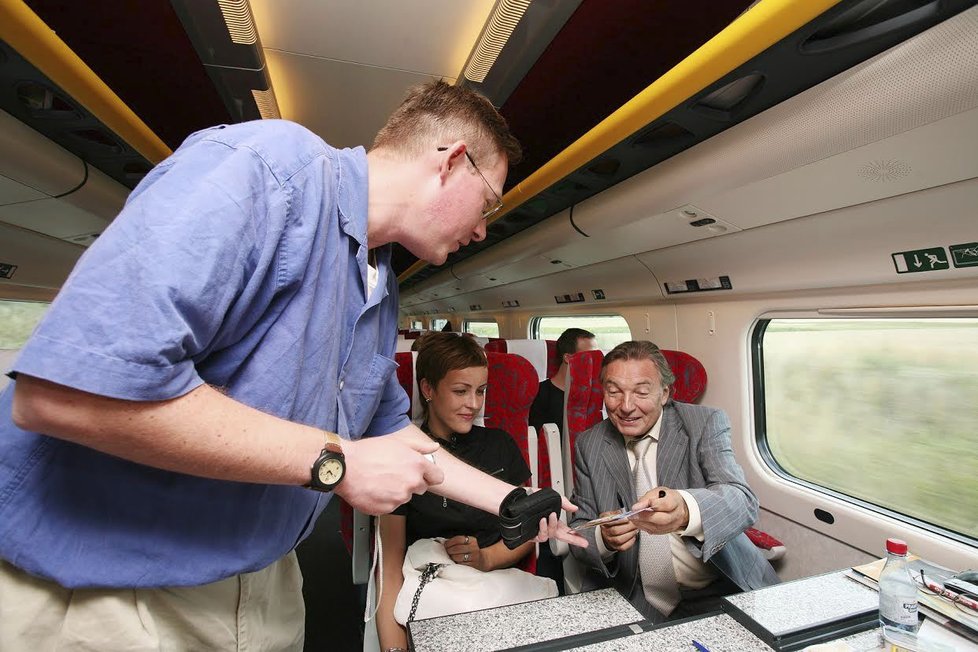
[[351, 508, 371, 585], [540, 423, 570, 557], [527, 425, 539, 489]]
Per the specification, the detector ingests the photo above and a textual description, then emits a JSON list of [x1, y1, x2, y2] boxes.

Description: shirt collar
[[621, 410, 664, 448], [335, 145, 369, 248]]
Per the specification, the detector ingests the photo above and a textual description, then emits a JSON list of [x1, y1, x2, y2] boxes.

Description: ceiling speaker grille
[[858, 159, 912, 182]]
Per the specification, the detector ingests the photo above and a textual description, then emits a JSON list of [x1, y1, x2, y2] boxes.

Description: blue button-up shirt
[[0, 120, 409, 588]]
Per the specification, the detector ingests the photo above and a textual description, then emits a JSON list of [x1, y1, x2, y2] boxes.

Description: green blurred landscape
[[0, 300, 48, 349], [763, 319, 978, 540]]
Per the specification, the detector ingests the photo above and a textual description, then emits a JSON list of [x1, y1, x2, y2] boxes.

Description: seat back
[[484, 352, 540, 487], [562, 350, 606, 494], [394, 351, 423, 421], [483, 339, 506, 354], [662, 350, 708, 403], [484, 351, 541, 573], [480, 339, 557, 381]]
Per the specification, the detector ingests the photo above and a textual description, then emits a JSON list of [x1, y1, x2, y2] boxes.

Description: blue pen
[[692, 640, 711, 652]]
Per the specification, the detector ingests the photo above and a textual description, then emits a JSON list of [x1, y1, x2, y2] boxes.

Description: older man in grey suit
[[569, 341, 778, 622]]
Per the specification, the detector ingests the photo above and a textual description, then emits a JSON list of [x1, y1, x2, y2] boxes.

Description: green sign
[[949, 242, 978, 268], [891, 248, 949, 274]]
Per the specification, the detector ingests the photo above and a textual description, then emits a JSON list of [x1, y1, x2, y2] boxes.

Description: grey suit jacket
[[568, 401, 779, 619]]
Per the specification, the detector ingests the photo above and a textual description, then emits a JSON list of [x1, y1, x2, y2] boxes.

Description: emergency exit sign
[[892, 248, 949, 274]]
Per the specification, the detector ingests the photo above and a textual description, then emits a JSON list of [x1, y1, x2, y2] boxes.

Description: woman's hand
[[444, 534, 488, 571]]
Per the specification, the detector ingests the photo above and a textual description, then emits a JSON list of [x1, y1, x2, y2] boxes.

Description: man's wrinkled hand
[[599, 510, 639, 551], [630, 486, 689, 535], [333, 430, 443, 515]]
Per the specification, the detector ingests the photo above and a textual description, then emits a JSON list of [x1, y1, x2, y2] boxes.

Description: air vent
[[630, 121, 695, 150], [586, 158, 621, 177], [16, 82, 79, 119], [692, 73, 765, 119], [69, 129, 123, 154], [65, 232, 100, 247], [551, 179, 590, 196], [801, 0, 935, 54]]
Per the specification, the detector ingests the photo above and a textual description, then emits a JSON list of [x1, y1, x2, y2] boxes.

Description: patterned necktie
[[629, 435, 680, 616]]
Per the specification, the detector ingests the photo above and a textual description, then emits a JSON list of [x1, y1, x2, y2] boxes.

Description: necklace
[[421, 423, 456, 507]]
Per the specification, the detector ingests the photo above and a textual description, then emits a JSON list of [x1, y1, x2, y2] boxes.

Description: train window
[[464, 320, 499, 338], [410, 320, 423, 330], [531, 315, 631, 350], [0, 300, 50, 391], [756, 317, 978, 540], [0, 300, 49, 349], [430, 318, 450, 332]]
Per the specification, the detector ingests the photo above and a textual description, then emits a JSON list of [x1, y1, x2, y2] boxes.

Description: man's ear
[[438, 141, 467, 184]]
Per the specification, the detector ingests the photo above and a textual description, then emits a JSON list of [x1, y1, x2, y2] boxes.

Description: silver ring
[[423, 453, 436, 464], [463, 553, 470, 562], [464, 536, 469, 545]]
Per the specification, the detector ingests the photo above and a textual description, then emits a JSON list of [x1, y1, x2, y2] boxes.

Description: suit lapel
[[598, 422, 635, 506], [655, 403, 689, 488]]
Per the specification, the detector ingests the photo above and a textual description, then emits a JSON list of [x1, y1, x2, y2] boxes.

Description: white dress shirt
[[594, 415, 718, 590]]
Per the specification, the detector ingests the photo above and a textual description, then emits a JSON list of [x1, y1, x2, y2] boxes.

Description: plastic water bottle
[[879, 538, 920, 639]]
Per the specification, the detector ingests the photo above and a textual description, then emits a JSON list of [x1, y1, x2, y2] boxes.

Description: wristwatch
[[308, 432, 346, 491]]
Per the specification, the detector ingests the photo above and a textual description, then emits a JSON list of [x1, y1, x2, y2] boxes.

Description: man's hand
[[599, 510, 639, 551], [333, 427, 443, 515], [629, 486, 689, 535]]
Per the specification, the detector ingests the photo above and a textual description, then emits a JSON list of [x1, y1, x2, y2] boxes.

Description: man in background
[[528, 327, 596, 436]]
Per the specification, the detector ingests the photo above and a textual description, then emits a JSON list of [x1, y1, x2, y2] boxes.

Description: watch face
[[318, 458, 344, 485]]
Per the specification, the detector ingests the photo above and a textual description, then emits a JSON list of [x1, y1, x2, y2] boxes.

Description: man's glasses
[[912, 569, 978, 615], [437, 146, 503, 219]]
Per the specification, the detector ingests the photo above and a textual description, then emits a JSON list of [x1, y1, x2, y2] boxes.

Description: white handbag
[[393, 538, 558, 624]]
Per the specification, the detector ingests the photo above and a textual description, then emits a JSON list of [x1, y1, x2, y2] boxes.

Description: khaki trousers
[[0, 553, 305, 651]]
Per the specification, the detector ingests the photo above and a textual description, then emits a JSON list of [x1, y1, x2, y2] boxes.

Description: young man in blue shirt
[[0, 81, 585, 650]]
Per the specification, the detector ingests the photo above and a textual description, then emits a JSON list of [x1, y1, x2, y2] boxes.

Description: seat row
[[343, 338, 784, 592]]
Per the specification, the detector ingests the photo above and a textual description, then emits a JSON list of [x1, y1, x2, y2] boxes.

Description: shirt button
[[339, 380, 344, 391]]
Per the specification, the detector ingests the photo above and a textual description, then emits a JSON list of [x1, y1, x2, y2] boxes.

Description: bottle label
[[880, 592, 918, 625]]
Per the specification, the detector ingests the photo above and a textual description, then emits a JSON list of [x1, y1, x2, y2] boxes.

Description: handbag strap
[[407, 562, 444, 623]]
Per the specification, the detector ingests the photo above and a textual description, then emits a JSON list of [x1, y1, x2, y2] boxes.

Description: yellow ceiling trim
[[399, 0, 843, 284], [0, 0, 172, 164]]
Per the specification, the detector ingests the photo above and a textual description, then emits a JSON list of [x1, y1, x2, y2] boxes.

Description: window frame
[[529, 313, 631, 344], [463, 318, 499, 338], [751, 315, 977, 547]]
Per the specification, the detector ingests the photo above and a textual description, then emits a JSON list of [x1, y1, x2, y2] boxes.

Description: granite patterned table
[[722, 571, 880, 650], [407, 588, 643, 652], [565, 613, 771, 651]]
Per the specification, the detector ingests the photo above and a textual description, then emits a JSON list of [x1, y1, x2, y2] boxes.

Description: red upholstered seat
[[485, 352, 542, 573], [395, 351, 414, 410], [545, 340, 559, 379], [563, 350, 607, 492], [485, 352, 543, 485], [483, 339, 506, 354], [662, 349, 707, 403], [745, 527, 787, 560]]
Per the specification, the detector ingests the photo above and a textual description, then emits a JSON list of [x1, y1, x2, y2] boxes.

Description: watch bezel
[[309, 435, 346, 491]]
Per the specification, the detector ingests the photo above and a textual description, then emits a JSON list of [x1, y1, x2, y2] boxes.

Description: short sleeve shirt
[[0, 120, 410, 588]]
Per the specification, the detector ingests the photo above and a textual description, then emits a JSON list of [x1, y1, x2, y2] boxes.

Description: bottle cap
[[886, 538, 908, 555]]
